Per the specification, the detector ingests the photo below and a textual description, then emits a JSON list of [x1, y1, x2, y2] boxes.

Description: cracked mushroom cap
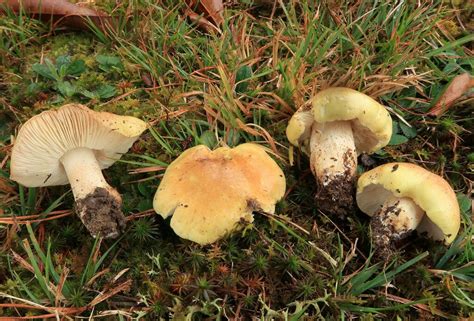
[[153, 143, 286, 245], [286, 87, 392, 153], [10, 103, 147, 187], [357, 163, 460, 244]]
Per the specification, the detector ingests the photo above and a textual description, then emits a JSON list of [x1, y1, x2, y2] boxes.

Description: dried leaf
[[194, 0, 223, 25], [0, 0, 112, 32], [185, 7, 220, 33], [185, 0, 223, 32], [428, 73, 474, 116]]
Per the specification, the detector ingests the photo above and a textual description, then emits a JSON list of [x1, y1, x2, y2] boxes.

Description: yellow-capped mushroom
[[286, 87, 392, 215], [357, 162, 460, 255], [153, 143, 286, 245]]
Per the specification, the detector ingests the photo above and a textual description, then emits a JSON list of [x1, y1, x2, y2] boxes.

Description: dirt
[[246, 198, 261, 212], [75, 187, 126, 239], [315, 150, 356, 218], [315, 173, 355, 218], [370, 202, 413, 259], [360, 153, 377, 168]]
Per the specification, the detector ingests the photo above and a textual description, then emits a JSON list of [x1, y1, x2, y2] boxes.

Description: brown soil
[[370, 213, 396, 258], [314, 148, 357, 218], [370, 202, 413, 259], [315, 173, 355, 218], [75, 187, 126, 239], [246, 198, 261, 211]]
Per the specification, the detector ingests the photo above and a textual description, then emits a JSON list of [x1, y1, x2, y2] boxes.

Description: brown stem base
[[75, 187, 126, 239]]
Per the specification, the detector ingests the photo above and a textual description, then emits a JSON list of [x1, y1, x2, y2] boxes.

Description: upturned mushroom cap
[[286, 87, 392, 153], [153, 143, 286, 245], [356, 163, 460, 244], [10, 103, 147, 187], [286, 108, 313, 147]]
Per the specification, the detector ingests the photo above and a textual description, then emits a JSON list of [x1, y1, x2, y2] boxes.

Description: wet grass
[[0, 0, 473, 319]]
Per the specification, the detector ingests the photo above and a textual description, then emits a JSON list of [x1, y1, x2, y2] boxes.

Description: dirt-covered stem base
[[370, 196, 425, 257], [309, 121, 357, 215], [75, 187, 125, 238]]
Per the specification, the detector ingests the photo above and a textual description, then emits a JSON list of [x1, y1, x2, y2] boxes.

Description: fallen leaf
[[190, 0, 223, 25], [185, 0, 223, 32], [428, 73, 474, 116], [0, 0, 112, 32], [184, 7, 220, 33]]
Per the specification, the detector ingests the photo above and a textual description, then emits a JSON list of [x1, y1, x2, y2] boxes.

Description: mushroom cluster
[[8, 87, 461, 256], [286, 87, 461, 254], [286, 87, 392, 215], [10, 104, 147, 238]]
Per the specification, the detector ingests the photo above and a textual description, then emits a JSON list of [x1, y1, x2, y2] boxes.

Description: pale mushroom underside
[[10, 104, 147, 187], [357, 163, 461, 244]]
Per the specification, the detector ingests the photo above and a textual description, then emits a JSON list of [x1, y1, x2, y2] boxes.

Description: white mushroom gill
[[357, 162, 463, 260], [10, 104, 147, 239]]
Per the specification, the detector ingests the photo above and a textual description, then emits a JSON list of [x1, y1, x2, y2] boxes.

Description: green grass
[[0, 0, 473, 319]]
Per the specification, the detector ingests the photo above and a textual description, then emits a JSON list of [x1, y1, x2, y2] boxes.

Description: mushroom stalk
[[309, 121, 357, 215], [60, 147, 125, 238], [60, 147, 111, 200], [370, 195, 425, 255]]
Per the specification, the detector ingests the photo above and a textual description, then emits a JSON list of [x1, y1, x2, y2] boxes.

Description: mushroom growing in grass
[[286, 87, 392, 215], [153, 143, 286, 245], [10, 104, 147, 238], [357, 163, 460, 256]]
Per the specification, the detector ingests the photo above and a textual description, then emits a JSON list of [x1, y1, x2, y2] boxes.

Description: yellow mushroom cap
[[153, 143, 286, 245], [356, 163, 461, 244], [286, 108, 313, 147], [10, 104, 148, 187], [286, 87, 392, 153]]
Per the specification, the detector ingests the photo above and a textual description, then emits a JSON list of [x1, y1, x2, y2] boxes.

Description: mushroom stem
[[370, 195, 425, 255], [60, 147, 110, 200], [60, 147, 125, 238], [309, 120, 357, 215]]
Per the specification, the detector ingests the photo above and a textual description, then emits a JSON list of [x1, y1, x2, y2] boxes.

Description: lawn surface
[[0, 1, 473, 319]]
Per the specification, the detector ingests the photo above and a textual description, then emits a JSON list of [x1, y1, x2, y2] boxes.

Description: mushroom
[[357, 162, 460, 255], [153, 143, 286, 245], [10, 104, 147, 238], [286, 87, 392, 215]]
